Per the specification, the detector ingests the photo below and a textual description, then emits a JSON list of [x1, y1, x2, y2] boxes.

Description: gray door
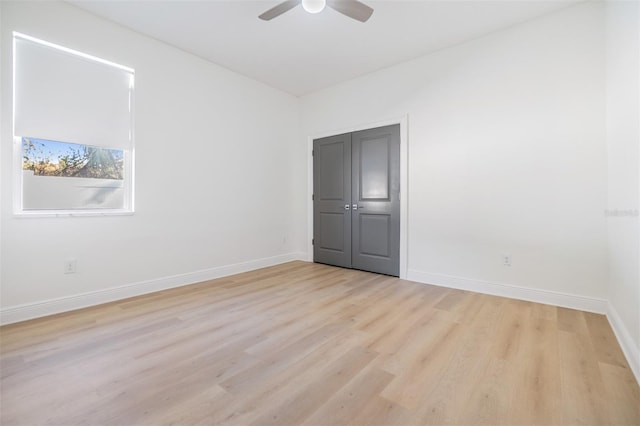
[[351, 125, 400, 276], [313, 124, 400, 276], [313, 132, 352, 269]]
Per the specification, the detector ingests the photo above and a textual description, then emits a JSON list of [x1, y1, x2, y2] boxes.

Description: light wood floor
[[1, 261, 638, 426]]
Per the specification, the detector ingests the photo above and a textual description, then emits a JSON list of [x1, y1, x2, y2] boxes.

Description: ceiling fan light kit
[[259, 0, 374, 22], [301, 0, 326, 14]]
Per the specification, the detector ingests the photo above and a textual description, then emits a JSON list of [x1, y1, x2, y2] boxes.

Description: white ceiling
[[69, 0, 582, 96]]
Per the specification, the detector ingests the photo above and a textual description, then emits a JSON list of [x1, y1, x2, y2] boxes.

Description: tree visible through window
[[22, 137, 124, 180]]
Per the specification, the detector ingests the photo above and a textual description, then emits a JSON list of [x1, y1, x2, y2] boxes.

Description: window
[[13, 32, 135, 215]]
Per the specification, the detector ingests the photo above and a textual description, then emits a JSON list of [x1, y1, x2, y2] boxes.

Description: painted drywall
[[298, 2, 608, 302], [605, 0, 640, 373], [0, 1, 301, 315]]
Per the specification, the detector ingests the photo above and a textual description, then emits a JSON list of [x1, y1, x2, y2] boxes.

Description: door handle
[[344, 204, 350, 210], [352, 204, 358, 210]]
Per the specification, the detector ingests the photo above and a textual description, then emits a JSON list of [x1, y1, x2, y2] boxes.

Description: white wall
[[0, 1, 302, 321], [605, 0, 640, 378], [298, 2, 608, 306]]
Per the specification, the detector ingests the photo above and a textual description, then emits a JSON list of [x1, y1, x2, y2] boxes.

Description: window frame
[[12, 32, 135, 218]]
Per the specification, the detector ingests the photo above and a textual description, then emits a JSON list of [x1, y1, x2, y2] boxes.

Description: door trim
[[307, 115, 408, 279]]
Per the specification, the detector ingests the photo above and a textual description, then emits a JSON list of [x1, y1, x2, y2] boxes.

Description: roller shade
[[14, 34, 133, 150]]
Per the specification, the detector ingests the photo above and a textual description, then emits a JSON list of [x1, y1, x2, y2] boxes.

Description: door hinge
[[312, 149, 314, 156], [312, 194, 314, 201], [312, 238, 314, 245]]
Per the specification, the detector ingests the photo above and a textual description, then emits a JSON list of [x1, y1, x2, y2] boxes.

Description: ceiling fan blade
[[259, 0, 300, 21], [327, 0, 373, 22]]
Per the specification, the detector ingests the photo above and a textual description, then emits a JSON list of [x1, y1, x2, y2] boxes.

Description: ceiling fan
[[259, 0, 374, 23]]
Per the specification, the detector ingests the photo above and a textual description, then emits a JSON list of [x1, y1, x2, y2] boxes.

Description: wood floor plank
[[584, 311, 631, 369], [349, 396, 412, 426], [508, 317, 562, 425], [557, 306, 590, 335], [380, 312, 462, 409], [216, 328, 370, 425], [559, 330, 611, 425], [412, 296, 506, 425], [220, 322, 346, 394], [303, 366, 394, 425], [599, 361, 640, 425], [531, 301, 558, 322], [456, 357, 515, 426], [248, 346, 378, 426], [490, 299, 531, 361], [1, 261, 638, 426]]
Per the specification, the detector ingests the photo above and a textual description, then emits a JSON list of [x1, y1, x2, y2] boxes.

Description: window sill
[[14, 209, 135, 218]]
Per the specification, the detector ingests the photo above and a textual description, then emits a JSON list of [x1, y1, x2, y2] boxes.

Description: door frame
[[307, 115, 408, 279]]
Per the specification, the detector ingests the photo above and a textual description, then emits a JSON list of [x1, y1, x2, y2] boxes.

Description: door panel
[[318, 142, 346, 200], [358, 214, 390, 257], [313, 133, 352, 268], [359, 137, 390, 201], [352, 125, 400, 276], [318, 212, 346, 252]]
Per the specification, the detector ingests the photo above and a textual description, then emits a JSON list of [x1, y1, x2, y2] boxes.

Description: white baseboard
[[406, 269, 608, 314], [0, 252, 307, 326], [606, 302, 640, 384]]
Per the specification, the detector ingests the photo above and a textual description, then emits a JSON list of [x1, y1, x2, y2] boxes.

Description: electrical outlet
[[503, 254, 512, 267], [64, 259, 77, 274]]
